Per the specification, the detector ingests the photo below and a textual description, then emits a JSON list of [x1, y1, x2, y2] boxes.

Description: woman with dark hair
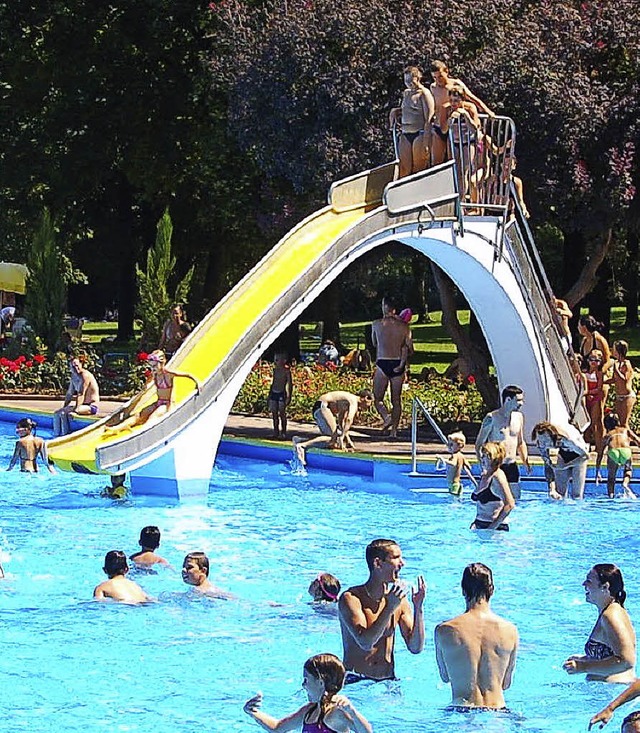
[[531, 421, 588, 500], [578, 315, 611, 369], [563, 564, 636, 683]]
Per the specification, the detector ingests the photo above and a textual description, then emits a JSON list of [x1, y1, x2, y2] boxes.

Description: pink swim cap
[[398, 308, 412, 323]]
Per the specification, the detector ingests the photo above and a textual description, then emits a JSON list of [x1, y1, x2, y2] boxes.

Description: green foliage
[[24, 209, 67, 355], [233, 361, 486, 427], [135, 209, 194, 349]]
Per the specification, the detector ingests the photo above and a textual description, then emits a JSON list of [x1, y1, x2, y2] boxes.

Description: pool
[[1, 420, 640, 732]]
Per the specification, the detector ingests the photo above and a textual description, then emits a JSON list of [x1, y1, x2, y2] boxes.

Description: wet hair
[[365, 538, 399, 571], [103, 550, 128, 577], [139, 526, 161, 550], [604, 413, 621, 431], [622, 710, 640, 731], [480, 441, 506, 471], [431, 59, 448, 73], [614, 340, 629, 358], [531, 421, 562, 443], [447, 431, 466, 447], [404, 65, 422, 80], [303, 653, 345, 717], [184, 552, 209, 577], [593, 563, 626, 607], [448, 83, 466, 99], [579, 314, 604, 333], [501, 385, 523, 404], [309, 572, 341, 602], [16, 417, 37, 434], [461, 563, 494, 603]]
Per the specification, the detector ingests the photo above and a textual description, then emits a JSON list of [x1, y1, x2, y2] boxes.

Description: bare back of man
[[435, 563, 518, 709], [436, 608, 518, 708]]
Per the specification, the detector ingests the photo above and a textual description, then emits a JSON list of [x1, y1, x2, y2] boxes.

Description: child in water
[[130, 526, 170, 569], [268, 352, 293, 439], [105, 350, 200, 435], [308, 573, 341, 603], [7, 418, 55, 473], [436, 431, 475, 497], [244, 653, 372, 733], [596, 413, 639, 499]]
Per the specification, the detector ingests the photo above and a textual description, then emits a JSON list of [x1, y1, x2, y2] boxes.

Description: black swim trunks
[[268, 389, 285, 404], [471, 519, 510, 531], [501, 462, 520, 484], [432, 124, 448, 141], [376, 359, 404, 379], [344, 671, 397, 685]]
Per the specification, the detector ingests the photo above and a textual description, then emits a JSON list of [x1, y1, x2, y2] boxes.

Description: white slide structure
[[48, 116, 587, 499]]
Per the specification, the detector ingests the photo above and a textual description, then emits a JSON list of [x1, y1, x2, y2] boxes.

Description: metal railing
[[409, 396, 447, 476]]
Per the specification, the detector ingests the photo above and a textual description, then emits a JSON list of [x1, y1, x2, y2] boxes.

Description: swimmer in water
[[7, 418, 55, 473], [244, 653, 372, 733]]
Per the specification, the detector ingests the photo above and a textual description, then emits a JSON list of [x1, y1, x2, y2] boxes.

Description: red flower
[[25, 360, 33, 368], [137, 351, 149, 363], [9, 363, 20, 372], [15, 355, 26, 365], [0, 357, 10, 367], [33, 354, 46, 364], [467, 375, 476, 384]]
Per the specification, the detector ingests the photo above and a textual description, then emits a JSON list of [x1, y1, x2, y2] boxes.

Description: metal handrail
[[409, 396, 447, 476]]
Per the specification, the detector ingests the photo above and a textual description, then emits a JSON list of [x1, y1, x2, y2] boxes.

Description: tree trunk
[[563, 228, 613, 309], [110, 175, 137, 342], [431, 263, 499, 409], [410, 253, 430, 322], [320, 280, 342, 349], [623, 231, 639, 327]]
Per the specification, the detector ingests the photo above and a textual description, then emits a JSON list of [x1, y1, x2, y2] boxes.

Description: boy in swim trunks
[[7, 418, 55, 473], [267, 352, 293, 439], [436, 431, 475, 497], [596, 413, 639, 499], [181, 552, 234, 599]]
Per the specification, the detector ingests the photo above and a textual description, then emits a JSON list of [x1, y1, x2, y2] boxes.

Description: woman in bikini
[[531, 421, 588, 500], [7, 418, 55, 473], [583, 349, 606, 454], [470, 441, 516, 531], [105, 350, 199, 435], [578, 315, 610, 369], [243, 653, 372, 732], [607, 340, 636, 428], [389, 66, 435, 178], [563, 564, 636, 683]]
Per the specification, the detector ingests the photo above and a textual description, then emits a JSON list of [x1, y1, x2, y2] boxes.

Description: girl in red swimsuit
[[243, 653, 372, 733], [583, 349, 605, 454]]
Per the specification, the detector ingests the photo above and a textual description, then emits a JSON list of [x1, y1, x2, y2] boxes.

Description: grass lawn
[[84, 306, 639, 372]]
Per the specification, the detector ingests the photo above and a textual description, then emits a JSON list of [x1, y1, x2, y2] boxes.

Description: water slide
[[47, 160, 406, 482], [47, 131, 586, 498]]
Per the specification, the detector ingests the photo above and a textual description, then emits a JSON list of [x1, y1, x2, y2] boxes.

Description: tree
[[136, 209, 194, 350], [25, 209, 67, 355]]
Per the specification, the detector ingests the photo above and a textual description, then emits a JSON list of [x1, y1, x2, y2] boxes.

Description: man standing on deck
[[339, 538, 425, 683], [475, 385, 530, 500], [371, 296, 413, 438], [435, 563, 518, 710]]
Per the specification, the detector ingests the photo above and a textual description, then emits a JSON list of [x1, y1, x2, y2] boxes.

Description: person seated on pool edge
[[94, 550, 150, 604], [435, 562, 518, 710], [181, 552, 234, 599], [338, 538, 425, 683], [130, 526, 170, 569]]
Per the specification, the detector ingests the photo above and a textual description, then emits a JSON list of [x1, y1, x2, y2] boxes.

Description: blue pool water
[[2, 421, 640, 732]]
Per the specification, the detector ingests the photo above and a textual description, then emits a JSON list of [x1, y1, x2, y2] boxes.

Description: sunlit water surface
[[1, 421, 639, 732]]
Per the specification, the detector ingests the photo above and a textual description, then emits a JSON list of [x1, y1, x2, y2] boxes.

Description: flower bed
[[232, 361, 486, 429]]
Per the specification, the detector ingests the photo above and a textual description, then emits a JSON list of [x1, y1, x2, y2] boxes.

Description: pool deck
[[1, 394, 637, 494]]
